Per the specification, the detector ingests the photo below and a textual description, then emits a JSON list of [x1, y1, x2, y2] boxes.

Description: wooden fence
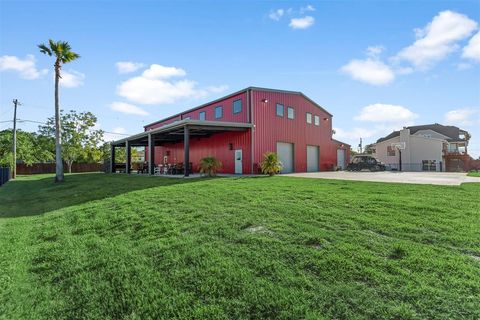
[[16, 163, 104, 175]]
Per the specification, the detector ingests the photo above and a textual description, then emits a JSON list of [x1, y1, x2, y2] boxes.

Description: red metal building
[[111, 87, 350, 175]]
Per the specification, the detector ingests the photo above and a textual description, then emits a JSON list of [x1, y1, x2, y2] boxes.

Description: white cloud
[[116, 63, 228, 105], [142, 64, 186, 79], [333, 127, 379, 140], [269, 9, 284, 21], [107, 126, 128, 141], [444, 108, 480, 126], [340, 58, 395, 85], [110, 101, 149, 116], [366, 45, 385, 58], [203, 85, 229, 94], [300, 5, 315, 14], [354, 103, 418, 123], [289, 16, 315, 29], [0, 54, 48, 79], [59, 70, 85, 88], [395, 10, 478, 69], [462, 31, 480, 62], [115, 61, 145, 74]]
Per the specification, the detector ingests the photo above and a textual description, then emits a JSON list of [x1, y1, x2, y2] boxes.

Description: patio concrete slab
[[284, 171, 480, 186]]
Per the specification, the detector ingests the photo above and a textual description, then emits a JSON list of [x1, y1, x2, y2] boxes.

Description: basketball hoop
[[391, 142, 406, 150]]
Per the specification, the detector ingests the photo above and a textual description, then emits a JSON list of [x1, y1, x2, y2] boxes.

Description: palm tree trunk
[[54, 60, 64, 182]]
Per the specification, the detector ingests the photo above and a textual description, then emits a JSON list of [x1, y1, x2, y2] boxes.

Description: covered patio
[[110, 119, 253, 177]]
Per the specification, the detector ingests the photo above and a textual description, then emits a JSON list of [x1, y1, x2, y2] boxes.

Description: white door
[[234, 149, 242, 174], [277, 142, 294, 173], [337, 149, 345, 170], [307, 145, 319, 172]]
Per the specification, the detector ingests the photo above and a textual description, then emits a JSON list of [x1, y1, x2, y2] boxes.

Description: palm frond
[[37, 43, 52, 56], [61, 51, 80, 63], [48, 39, 58, 53]]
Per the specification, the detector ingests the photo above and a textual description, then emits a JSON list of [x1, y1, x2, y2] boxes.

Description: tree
[[0, 129, 55, 168], [39, 110, 104, 173], [38, 39, 80, 182], [364, 143, 376, 154]]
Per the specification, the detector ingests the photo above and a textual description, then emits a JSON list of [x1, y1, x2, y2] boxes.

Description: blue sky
[[1, 0, 479, 157]]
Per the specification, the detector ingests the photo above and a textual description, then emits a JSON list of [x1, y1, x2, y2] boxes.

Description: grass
[[1, 173, 479, 319], [467, 171, 480, 177]]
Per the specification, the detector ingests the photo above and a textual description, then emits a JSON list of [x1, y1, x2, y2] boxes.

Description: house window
[[233, 99, 242, 114], [387, 146, 396, 156], [199, 111, 206, 121], [306, 112, 312, 124], [215, 106, 223, 119], [314, 115, 320, 126], [287, 107, 294, 119], [422, 160, 437, 171], [276, 103, 284, 117]]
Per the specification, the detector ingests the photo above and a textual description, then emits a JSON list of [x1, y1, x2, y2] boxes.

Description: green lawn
[[468, 171, 480, 177], [1, 174, 479, 319]]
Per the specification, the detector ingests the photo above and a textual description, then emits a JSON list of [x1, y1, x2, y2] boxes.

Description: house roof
[[332, 139, 350, 146], [376, 123, 469, 143], [143, 86, 333, 128]]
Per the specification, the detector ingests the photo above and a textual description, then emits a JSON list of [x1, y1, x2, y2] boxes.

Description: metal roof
[[143, 86, 333, 128], [111, 119, 253, 146]]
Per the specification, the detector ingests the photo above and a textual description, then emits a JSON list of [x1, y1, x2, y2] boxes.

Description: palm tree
[[38, 40, 80, 182], [260, 152, 282, 176]]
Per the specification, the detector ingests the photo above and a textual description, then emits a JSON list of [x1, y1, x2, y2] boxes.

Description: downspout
[[249, 88, 255, 174]]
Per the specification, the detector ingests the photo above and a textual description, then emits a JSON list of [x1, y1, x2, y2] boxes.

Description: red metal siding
[[251, 89, 340, 172], [144, 92, 249, 131], [153, 130, 252, 174], [146, 116, 182, 130], [181, 92, 249, 123]]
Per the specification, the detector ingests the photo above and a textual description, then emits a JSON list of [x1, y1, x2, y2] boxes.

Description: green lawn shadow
[[0, 173, 211, 218]]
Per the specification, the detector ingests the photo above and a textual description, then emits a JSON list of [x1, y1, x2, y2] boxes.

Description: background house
[[374, 124, 478, 172]]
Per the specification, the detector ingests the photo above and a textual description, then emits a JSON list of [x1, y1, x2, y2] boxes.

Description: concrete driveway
[[284, 171, 480, 186]]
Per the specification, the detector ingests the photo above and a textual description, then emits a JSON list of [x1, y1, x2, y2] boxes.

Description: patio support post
[[110, 144, 115, 173], [126, 140, 131, 174], [184, 125, 190, 177], [148, 133, 155, 175]]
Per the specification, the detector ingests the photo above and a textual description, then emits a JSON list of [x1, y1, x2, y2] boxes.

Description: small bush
[[199, 156, 222, 177], [260, 152, 282, 176]]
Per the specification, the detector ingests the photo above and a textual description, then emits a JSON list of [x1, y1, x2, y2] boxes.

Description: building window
[[422, 160, 436, 171], [233, 99, 242, 114], [199, 111, 206, 121], [215, 106, 223, 119], [387, 146, 396, 156], [276, 103, 284, 117], [314, 115, 320, 126], [306, 112, 312, 124], [287, 107, 294, 119]]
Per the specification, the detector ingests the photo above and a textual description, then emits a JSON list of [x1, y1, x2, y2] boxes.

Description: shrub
[[199, 156, 222, 177], [260, 152, 282, 176]]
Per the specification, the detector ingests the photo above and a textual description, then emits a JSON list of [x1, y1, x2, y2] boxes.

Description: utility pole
[[12, 99, 21, 179]]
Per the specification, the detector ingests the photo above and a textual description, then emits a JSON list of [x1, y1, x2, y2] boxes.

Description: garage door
[[307, 145, 319, 172], [277, 142, 294, 173], [337, 149, 346, 170]]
